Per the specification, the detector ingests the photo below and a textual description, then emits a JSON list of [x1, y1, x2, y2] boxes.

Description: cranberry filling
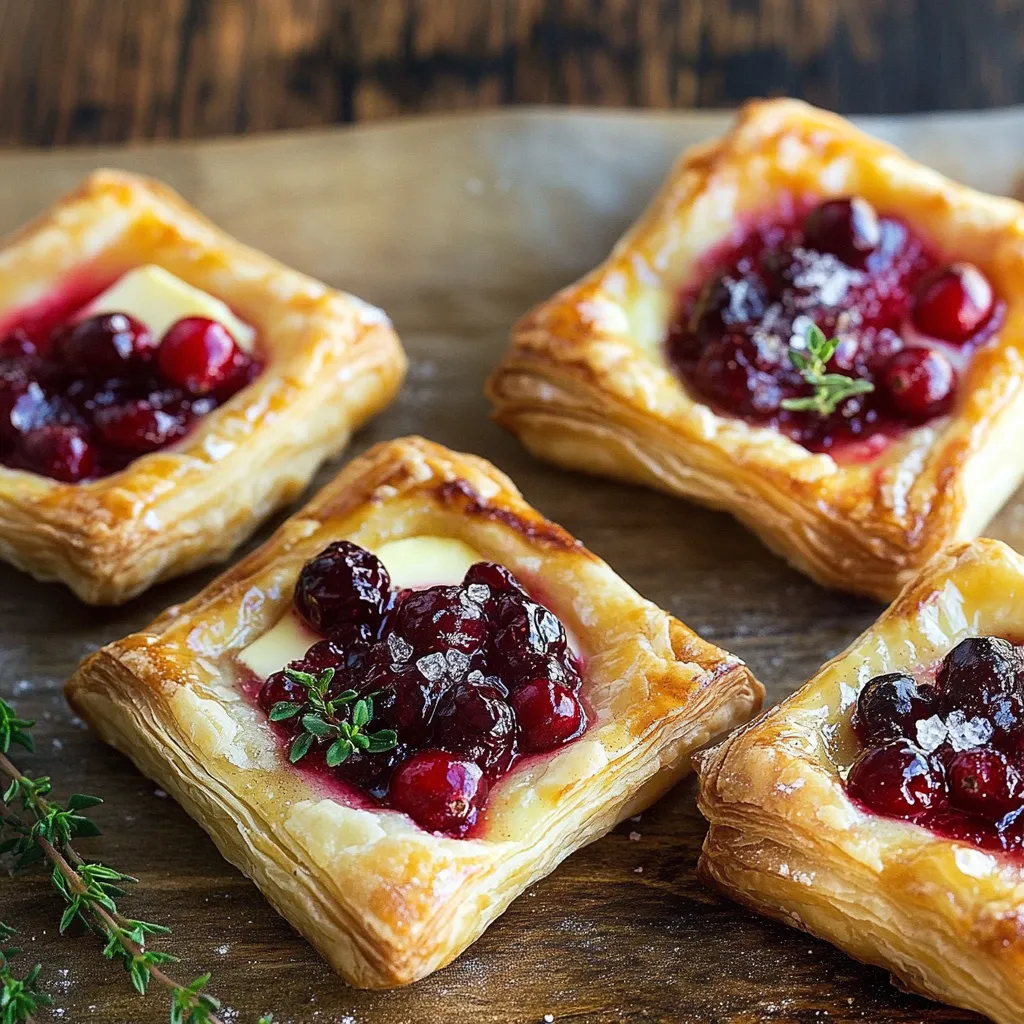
[[0, 276, 260, 482], [846, 636, 1024, 854], [667, 196, 1002, 456], [253, 542, 588, 837]]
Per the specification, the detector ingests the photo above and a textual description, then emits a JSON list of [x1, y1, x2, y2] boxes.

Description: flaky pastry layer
[[487, 99, 1024, 601], [66, 436, 762, 988], [0, 170, 406, 603], [696, 538, 1024, 1024]]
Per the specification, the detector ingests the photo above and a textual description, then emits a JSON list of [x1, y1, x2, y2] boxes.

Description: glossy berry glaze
[[251, 541, 588, 837], [846, 636, 1024, 855], [0, 273, 260, 482], [667, 196, 1003, 458]]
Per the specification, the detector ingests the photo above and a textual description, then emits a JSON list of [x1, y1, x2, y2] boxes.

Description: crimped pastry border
[[695, 538, 1024, 1024], [0, 169, 407, 603], [487, 98, 1024, 601], [66, 436, 763, 988]]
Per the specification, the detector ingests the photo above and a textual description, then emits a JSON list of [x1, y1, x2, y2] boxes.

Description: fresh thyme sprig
[[780, 323, 875, 416], [270, 667, 398, 766], [0, 697, 274, 1024], [0, 922, 51, 1024]]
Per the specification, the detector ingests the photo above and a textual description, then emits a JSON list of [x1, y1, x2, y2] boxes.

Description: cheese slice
[[375, 536, 481, 591], [237, 536, 485, 680], [237, 611, 318, 680], [84, 265, 256, 351]]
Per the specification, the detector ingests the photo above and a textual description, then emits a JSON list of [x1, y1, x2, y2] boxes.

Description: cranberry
[[0, 330, 37, 358], [58, 313, 155, 374], [157, 317, 241, 396], [293, 541, 391, 634], [391, 585, 487, 657], [502, 650, 581, 692], [688, 272, 768, 342], [369, 661, 453, 746], [463, 561, 524, 600], [434, 682, 517, 774], [94, 401, 188, 452], [882, 347, 955, 420], [333, 745, 406, 797], [853, 673, 940, 746], [693, 334, 785, 417], [913, 263, 994, 342], [948, 749, 1024, 818], [511, 680, 586, 752], [325, 621, 376, 660], [257, 670, 307, 717], [491, 593, 570, 674], [388, 750, 486, 834], [803, 197, 881, 267], [938, 636, 1024, 738], [846, 740, 947, 818], [18, 425, 95, 482]]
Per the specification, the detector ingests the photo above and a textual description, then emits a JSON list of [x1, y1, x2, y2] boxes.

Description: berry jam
[[667, 196, 1002, 457], [846, 637, 1024, 855], [0, 274, 260, 482], [250, 541, 588, 837]]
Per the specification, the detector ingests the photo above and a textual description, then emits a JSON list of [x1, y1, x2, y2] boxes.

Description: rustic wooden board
[[4, 0, 1024, 147], [6, 108, 1024, 1023]]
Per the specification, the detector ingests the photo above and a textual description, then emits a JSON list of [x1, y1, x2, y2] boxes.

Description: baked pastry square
[[696, 538, 1024, 1024], [487, 98, 1024, 601], [66, 436, 762, 988], [0, 169, 406, 603]]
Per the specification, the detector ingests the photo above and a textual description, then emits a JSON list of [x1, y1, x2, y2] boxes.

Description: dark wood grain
[[3, 0, 1024, 147], [0, 109, 1004, 1022]]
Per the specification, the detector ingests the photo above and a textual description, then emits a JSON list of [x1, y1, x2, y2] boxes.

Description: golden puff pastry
[[487, 98, 1024, 602], [0, 170, 406, 604], [696, 538, 1024, 1024], [66, 436, 762, 989]]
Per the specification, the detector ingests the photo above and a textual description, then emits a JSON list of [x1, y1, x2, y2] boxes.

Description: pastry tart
[[696, 538, 1024, 1024], [0, 169, 405, 603], [487, 98, 1024, 601], [65, 436, 762, 988]]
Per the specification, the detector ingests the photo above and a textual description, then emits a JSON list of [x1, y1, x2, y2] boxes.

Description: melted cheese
[[237, 536, 485, 680], [85, 265, 256, 351], [374, 536, 481, 590], [237, 611, 318, 680]]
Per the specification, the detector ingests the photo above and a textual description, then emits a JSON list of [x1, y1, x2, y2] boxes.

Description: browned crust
[[487, 98, 1024, 602], [66, 435, 764, 988], [0, 169, 407, 603], [693, 538, 1024, 1024]]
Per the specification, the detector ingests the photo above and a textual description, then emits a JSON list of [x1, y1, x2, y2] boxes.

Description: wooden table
[[2, 0, 1024, 147], [2, 107, 1016, 1022]]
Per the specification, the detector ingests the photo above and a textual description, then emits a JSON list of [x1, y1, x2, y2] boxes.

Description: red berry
[[847, 740, 947, 818], [511, 679, 586, 752], [293, 541, 391, 634], [434, 682, 517, 774], [913, 262, 994, 342], [853, 673, 940, 746], [882, 346, 955, 420], [938, 636, 1024, 739], [391, 585, 487, 657], [94, 400, 188, 452], [59, 313, 155, 374], [693, 334, 784, 417], [948, 749, 1024, 818], [157, 317, 240, 396], [257, 671, 306, 717], [688, 272, 768, 343], [803, 197, 881, 267], [463, 561, 524, 601], [18, 425, 96, 482], [388, 750, 486, 835]]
